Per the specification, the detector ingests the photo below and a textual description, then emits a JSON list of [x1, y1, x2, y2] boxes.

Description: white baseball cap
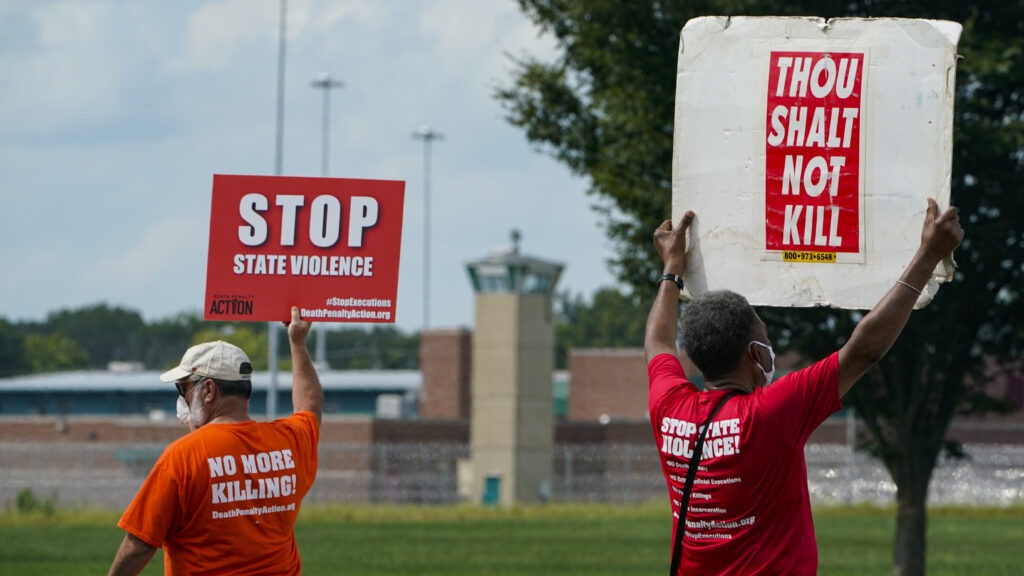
[[159, 341, 253, 383]]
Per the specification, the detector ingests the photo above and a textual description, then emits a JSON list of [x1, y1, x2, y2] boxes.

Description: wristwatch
[[659, 273, 684, 291]]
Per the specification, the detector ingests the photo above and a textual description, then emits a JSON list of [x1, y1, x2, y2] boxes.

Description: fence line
[[1, 442, 1021, 510]]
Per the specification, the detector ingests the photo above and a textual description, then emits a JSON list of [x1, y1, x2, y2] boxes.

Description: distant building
[[0, 369, 420, 419], [0, 341, 1019, 509], [0, 333, 1017, 433]]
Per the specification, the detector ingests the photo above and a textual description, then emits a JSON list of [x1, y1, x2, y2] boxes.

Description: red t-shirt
[[648, 352, 841, 575], [118, 411, 319, 576]]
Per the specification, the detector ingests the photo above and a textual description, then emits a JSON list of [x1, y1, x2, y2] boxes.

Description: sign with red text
[[205, 174, 404, 322], [672, 17, 960, 309], [765, 51, 863, 259]]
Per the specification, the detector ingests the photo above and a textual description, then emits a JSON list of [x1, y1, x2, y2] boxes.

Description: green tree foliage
[[24, 333, 88, 373], [141, 312, 208, 370], [325, 327, 420, 370], [191, 325, 270, 371], [40, 303, 147, 369], [0, 319, 28, 377], [0, 306, 422, 376], [555, 287, 647, 368], [500, 2, 1023, 575]]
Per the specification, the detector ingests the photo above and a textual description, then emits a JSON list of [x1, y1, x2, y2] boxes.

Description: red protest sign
[[765, 51, 864, 259], [204, 174, 405, 323]]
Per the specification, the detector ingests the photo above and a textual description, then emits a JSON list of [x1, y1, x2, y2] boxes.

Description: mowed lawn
[[0, 503, 1021, 575]]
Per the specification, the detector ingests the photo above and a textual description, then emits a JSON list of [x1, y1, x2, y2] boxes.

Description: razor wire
[[1, 441, 1022, 509]]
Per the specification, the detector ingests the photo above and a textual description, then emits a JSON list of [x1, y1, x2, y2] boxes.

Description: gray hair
[[681, 290, 759, 379], [189, 373, 252, 399]]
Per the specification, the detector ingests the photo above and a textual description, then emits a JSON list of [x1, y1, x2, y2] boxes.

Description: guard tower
[[465, 230, 563, 505]]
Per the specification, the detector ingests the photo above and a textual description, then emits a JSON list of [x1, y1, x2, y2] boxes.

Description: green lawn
[[1, 504, 1021, 575]]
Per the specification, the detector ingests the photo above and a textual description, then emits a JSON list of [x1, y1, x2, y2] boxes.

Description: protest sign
[[672, 17, 961, 308], [205, 174, 404, 322]]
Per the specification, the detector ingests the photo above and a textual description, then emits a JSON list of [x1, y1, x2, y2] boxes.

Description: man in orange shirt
[[108, 306, 322, 576]]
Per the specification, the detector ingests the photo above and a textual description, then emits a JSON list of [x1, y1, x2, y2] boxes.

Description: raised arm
[[644, 211, 695, 363], [287, 306, 323, 423], [837, 198, 964, 396], [108, 532, 156, 576]]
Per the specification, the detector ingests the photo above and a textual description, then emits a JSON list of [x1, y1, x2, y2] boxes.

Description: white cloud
[[83, 216, 209, 317], [305, 0, 380, 32], [171, 0, 282, 71], [0, 248, 69, 321], [0, 1, 119, 135], [0, 1, 617, 331], [166, 0, 385, 89], [418, 0, 558, 89]]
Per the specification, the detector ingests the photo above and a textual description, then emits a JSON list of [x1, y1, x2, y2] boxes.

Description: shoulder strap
[[668, 390, 741, 576]]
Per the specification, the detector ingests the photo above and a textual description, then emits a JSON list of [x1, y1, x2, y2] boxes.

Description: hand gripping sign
[[205, 175, 405, 322], [672, 17, 961, 309]]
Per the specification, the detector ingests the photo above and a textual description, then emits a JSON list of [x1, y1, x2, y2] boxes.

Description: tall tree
[[326, 327, 420, 370], [554, 287, 647, 368], [191, 325, 270, 371], [24, 333, 88, 373], [42, 303, 147, 368], [499, 2, 1023, 575], [0, 318, 28, 377], [142, 312, 208, 370]]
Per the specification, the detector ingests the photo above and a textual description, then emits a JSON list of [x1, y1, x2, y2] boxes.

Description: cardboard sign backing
[[672, 17, 961, 309]]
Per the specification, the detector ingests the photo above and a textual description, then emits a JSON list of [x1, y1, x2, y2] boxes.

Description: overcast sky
[[0, 0, 621, 333]]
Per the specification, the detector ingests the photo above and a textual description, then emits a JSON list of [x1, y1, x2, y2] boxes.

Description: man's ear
[[201, 378, 217, 403]]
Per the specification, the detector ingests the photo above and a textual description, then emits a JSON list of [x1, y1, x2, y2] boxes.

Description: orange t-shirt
[[118, 411, 319, 576]]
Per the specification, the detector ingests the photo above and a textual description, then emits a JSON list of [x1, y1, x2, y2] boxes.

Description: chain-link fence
[[1, 441, 1022, 510]]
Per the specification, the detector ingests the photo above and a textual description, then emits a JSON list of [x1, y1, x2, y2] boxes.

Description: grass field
[[1, 503, 1021, 575]]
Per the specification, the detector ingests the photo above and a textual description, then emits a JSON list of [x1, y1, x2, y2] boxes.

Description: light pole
[[311, 72, 343, 368], [412, 125, 443, 331], [311, 72, 344, 178], [268, 0, 288, 420]]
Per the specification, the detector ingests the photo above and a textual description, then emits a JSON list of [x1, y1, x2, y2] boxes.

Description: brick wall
[[567, 349, 649, 422], [0, 416, 378, 444], [0, 412, 1018, 448], [0, 416, 186, 443], [418, 328, 472, 419], [566, 348, 709, 423]]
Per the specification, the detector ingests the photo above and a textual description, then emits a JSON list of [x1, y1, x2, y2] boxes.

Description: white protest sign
[[672, 17, 961, 309]]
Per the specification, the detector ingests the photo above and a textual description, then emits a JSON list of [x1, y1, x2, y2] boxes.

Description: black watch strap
[[659, 273, 684, 291]]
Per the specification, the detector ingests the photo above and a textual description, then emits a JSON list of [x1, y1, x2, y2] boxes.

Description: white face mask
[[176, 382, 205, 431], [749, 341, 776, 386], [176, 396, 191, 426]]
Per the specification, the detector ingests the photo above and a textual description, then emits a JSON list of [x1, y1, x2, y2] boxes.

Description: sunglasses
[[175, 377, 204, 398]]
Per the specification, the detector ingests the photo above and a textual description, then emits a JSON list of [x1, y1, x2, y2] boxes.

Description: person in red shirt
[[646, 200, 963, 575], [108, 306, 322, 576]]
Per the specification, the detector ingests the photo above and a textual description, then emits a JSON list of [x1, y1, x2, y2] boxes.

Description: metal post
[[411, 125, 443, 331], [565, 446, 573, 501], [311, 72, 344, 179], [267, 0, 288, 420], [622, 444, 632, 503], [845, 408, 856, 503], [310, 72, 344, 368]]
